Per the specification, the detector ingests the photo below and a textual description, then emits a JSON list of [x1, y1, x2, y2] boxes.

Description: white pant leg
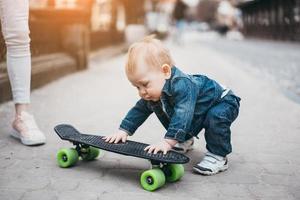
[[0, 0, 31, 104]]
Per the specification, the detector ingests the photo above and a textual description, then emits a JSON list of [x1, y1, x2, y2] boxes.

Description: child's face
[[127, 62, 171, 102]]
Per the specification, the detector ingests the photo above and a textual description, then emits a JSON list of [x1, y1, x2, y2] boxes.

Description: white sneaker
[[11, 111, 46, 146], [172, 137, 194, 153], [193, 152, 228, 175]]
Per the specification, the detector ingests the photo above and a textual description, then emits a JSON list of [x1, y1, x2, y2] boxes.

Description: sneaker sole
[[192, 165, 228, 176], [22, 139, 46, 146], [11, 129, 46, 146]]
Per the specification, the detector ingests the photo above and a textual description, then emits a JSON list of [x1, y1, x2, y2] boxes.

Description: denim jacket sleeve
[[119, 98, 153, 135], [164, 77, 198, 142]]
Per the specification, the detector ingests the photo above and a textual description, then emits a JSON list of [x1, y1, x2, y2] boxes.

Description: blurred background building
[[238, 0, 300, 41]]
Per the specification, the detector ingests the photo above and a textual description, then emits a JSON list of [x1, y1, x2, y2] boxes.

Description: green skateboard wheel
[[57, 148, 79, 168], [163, 164, 184, 182], [81, 146, 100, 161], [140, 168, 166, 191]]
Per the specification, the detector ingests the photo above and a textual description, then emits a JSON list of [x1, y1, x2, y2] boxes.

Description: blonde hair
[[125, 35, 174, 75]]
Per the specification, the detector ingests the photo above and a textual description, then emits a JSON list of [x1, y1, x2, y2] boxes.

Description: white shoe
[[11, 111, 46, 146], [193, 152, 228, 175], [172, 137, 194, 153]]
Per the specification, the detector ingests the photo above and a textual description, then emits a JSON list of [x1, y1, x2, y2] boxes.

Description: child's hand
[[144, 139, 176, 155], [103, 130, 128, 144]]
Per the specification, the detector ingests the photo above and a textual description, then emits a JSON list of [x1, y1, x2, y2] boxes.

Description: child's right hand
[[103, 130, 128, 144]]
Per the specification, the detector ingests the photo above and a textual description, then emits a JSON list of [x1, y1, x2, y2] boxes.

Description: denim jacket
[[119, 66, 240, 142]]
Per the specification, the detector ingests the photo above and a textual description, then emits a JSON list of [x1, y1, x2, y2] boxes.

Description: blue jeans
[[202, 92, 240, 157]]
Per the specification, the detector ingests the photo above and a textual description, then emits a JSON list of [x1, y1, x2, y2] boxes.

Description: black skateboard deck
[[54, 124, 189, 164], [54, 124, 190, 191]]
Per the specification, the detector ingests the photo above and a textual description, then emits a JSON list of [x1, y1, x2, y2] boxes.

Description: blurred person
[[225, 7, 244, 41], [145, 0, 173, 39], [0, 0, 46, 145], [172, 0, 188, 44], [215, 0, 236, 35], [104, 36, 241, 175]]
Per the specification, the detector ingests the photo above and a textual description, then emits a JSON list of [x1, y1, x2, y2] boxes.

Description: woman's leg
[[0, 0, 45, 145], [0, 0, 31, 106]]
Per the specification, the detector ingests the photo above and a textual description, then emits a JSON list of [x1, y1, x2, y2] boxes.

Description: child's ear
[[161, 64, 171, 79]]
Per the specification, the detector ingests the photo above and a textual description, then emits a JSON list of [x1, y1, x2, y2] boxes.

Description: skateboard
[[54, 124, 190, 191]]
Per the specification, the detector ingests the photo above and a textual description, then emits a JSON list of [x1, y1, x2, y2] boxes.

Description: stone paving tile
[[247, 184, 295, 199], [260, 174, 300, 187], [22, 190, 58, 200], [0, 189, 25, 200]]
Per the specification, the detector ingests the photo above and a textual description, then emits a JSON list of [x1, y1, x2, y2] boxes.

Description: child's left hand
[[144, 139, 177, 155]]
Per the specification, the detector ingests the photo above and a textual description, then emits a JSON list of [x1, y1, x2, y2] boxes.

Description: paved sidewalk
[[0, 33, 300, 200]]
